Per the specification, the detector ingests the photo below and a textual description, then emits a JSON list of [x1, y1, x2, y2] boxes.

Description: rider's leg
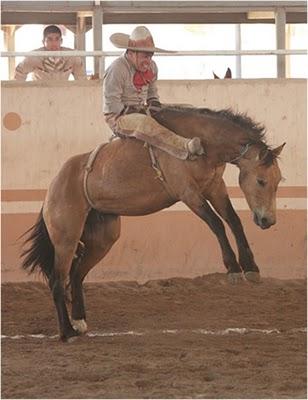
[[105, 113, 204, 160]]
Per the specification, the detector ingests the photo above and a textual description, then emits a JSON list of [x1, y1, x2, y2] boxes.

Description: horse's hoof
[[227, 272, 243, 284], [60, 328, 80, 342], [60, 332, 79, 343], [66, 335, 79, 343], [245, 271, 261, 283], [71, 319, 88, 334]]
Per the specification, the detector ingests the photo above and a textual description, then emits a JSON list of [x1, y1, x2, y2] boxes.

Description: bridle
[[229, 143, 251, 164]]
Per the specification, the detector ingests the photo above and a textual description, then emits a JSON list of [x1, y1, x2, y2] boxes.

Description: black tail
[[21, 209, 54, 280]]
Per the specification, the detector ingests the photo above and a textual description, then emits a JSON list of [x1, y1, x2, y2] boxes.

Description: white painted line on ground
[[1, 327, 306, 340]]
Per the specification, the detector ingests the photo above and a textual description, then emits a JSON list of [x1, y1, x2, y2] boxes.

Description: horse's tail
[[20, 208, 54, 281]]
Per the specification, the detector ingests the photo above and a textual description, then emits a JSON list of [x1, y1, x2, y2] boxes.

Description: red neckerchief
[[133, 69, 155, 91]]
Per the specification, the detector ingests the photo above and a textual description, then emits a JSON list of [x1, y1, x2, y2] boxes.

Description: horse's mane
[[165, 106, 267, 144], [162, 105, 276, 165]]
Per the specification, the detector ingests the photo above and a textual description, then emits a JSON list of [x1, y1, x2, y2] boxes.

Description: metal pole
[[3, 50, 306, 58], [235, 24, 242, 78], [275, 7, 286, 78], [76, 13, 86, 75], [92, 5, 103, 77], [3, 26, 17, 79], [286, 24, 292, 78]]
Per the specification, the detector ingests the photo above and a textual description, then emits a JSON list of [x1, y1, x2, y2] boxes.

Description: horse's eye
[[257, 178, 266, 187]]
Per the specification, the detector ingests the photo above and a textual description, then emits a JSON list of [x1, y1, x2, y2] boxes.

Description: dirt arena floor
[[1, 273, 307, 399]]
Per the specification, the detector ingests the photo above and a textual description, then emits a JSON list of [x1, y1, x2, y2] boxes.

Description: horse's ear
[[224, 68, 232, 79], [271, 142, 286, 158], [257, 143, 286, 164], [213, 71, 220, 79], [257, 147, 270, 161]]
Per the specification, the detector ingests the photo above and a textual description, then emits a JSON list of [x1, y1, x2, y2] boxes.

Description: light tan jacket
[[103, 55, 159, 115], [14, 47, 86, 81]]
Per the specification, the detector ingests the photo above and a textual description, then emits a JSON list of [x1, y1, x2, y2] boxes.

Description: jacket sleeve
[[71, 57, 87, 80], [147, 61, 160, 103], [103, 62, 126, 115], [14, 57, 38, 81]]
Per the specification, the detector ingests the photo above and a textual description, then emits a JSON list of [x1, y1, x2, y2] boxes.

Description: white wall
[[1, 79, 307, 282], [2, 79, 306, 190]]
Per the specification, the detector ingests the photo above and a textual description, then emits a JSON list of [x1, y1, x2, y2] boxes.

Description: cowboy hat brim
[[110, 33, 176, 53]]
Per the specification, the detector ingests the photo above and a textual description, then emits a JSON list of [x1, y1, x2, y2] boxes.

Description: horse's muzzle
[[253, 213, 275, 230]]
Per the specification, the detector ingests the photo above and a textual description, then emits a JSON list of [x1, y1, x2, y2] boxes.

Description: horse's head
[[238, 143, 286, 229]]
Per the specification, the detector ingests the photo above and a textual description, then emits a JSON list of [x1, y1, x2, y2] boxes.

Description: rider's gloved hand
[[147, 100, 162, 117], [121, 105, 147, 115]]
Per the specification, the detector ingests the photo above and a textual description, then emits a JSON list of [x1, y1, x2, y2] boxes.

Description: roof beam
[[1, 1, 307, 12], [1, 1, 306, 25], [1, 11, 306, 25]]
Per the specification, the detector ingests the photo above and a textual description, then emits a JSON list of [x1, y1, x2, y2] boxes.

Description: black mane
[[166, 106, 267, 144]]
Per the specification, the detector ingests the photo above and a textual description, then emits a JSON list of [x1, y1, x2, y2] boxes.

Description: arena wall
[[2, 79, 307, 282]]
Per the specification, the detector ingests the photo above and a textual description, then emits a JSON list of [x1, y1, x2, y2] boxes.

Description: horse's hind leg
[[49, 247, 80, 340], [43, 204, 89, 341], [69, 212, 121, 333]]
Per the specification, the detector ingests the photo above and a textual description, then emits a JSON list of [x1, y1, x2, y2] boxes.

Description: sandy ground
[[1, 273, 307, 399]]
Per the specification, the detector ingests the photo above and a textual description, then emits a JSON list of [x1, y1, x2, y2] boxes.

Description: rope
[[148, 145, 165, 182], [83, 143, 107, 209], [147, 145, 175, 201]]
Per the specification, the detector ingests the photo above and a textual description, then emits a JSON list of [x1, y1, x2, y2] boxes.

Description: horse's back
[[81, 138, 176, 215]]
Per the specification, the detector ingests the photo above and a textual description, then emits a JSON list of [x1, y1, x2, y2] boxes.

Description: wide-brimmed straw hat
[[110, 26, 174, 53]]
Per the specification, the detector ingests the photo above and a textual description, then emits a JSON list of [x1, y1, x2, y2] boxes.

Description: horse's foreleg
[[207, 183, 260, 282], [70, 214, 121, 333], [182, 189, 242, 278]]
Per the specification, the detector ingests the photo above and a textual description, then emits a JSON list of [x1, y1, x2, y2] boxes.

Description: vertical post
[[92, 5, 103, 77], [285, 24, 292, 78], [3, 25, 17, 80], [275, 7, 286, 78], [235, 24, 242, 78], [76, 13, 87, 75]]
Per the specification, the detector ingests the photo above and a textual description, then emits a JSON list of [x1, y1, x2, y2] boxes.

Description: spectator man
[[14, 25, 86, 81]]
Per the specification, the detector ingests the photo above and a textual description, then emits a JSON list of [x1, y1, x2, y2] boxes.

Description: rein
[[229, 143, 251, 164]]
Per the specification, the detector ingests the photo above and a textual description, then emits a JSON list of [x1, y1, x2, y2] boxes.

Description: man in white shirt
[[14, 25, 86, 81]]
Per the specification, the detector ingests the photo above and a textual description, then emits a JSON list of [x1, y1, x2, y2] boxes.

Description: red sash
[[133, 69, 155, 91]]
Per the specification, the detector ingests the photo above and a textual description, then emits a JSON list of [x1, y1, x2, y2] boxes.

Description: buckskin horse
[[21, 106, 285, 341]]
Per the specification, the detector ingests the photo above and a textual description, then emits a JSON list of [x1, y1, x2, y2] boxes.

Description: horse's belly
[[94, 195, 174, 216], [89, 173, 174, 215]]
